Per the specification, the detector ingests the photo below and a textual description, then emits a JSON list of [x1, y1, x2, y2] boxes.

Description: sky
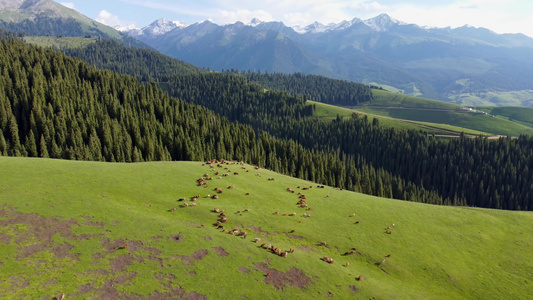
[[57, 0, 533, 37]]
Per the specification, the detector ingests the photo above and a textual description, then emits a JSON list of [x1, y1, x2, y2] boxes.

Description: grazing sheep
[[228, 185, 234, 189], [183, 203, 189, 207], [213, 208, 220, 213], [215, 221, 222, 227], [179, 197, 186, 201], [289, 212, 296, 216], [191, 203, 197, 207], [213, 195, 219, 199], [274, 211, 279, 215], [220, 212, 226, 217], [346, 262, 350, 267], [387, 254, 391, 257], [381, 259, 386, 265], [220, 217, 228, 223], [241, 231, 247, 238], [261, 243, 267, 248], [289, 248, 295, 253], [319, 241, 327, 246], [281, 251, 288, 257], [290, 229, 296, 233], [170, 207, 176, 212], [234, 172, 239, 175], [245, 193, 250, 196], [355, 221, 360, 224], [253, 238, 261, 243], [357, 275, 363, 281]]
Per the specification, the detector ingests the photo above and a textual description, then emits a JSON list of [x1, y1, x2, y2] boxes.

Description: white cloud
[[96, 10, 138, 30], [59, 2, 76, 10]]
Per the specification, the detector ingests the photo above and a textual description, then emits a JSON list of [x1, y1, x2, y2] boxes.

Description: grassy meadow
[[326, 89, 533, 136], [309, 101, 489, 136], [0, 156, 532, 299]]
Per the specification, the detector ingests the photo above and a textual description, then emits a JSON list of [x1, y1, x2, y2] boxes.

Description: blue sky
[[57, 0, 533, 36]]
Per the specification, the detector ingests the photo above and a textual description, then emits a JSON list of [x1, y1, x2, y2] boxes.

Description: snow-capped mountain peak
[[293, 17, 362, 34], [141, 18, 187, 35], [363, 13, 402, 31], [248, 18, 263, 27]]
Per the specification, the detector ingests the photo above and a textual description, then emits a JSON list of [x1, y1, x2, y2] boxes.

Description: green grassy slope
[[24, 36, 97, 49], [310, 101, 489, 136], [345, 90, 533, 136], [1, 157, 531, 299]]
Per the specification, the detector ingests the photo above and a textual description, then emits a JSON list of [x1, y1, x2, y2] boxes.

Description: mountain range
[[1, 1, 532, 106], [125, 14, 533, 105]]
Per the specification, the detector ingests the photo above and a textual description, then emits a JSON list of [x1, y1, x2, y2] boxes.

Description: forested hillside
[[1, 36, 532, 210], [235, 71, 374, 106], [0, 36, 443, 206]]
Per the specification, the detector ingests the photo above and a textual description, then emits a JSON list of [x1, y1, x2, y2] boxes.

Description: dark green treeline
[[0, 37, 442, 207], [3, 37, 533, 210]]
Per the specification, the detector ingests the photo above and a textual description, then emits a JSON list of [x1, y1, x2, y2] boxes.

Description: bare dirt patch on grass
[[169, 233, 184, 242], [0, 207, 101, 261], [248, 225, 274, 236], [178, 249, 209, 265], [253, 262, 313, 290], [212, 246, 229, 257]]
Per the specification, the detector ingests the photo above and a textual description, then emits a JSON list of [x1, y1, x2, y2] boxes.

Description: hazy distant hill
[[127, 14, 533, 106], [0, 0, 144, 47]]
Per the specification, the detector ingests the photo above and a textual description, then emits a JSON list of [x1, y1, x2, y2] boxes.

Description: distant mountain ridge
[[126, 14, 533, 105], [0, 0, 144, 46]]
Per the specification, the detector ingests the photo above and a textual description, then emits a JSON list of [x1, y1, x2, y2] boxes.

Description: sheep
[[241, 231, 247, 238], [274, 211, 279, 215], [346, 262, 350, 267], [219, 217, 228, 223], [289, 212, 296, 216], [213, 208, 220, 213], [190, 203, 197, 207], [281, 251, 288, 257], [387, 254, 391, 257], [179, 197, 186, 201], [289, 248, 295, 253], [253, 238, 261, 243], [319, 241, 327, 246], [219, 212, 226, 217], [381, 259, 386, 265], [183, 203, 189, 207], [215, 221, 222, 227], [170, 207, 176, 212], [290, 229, 296, 233], [213, 195, 219, 199], [357, 275, 363, 281], [228, 185, 234, 189], [234, 172, 239, 175]]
